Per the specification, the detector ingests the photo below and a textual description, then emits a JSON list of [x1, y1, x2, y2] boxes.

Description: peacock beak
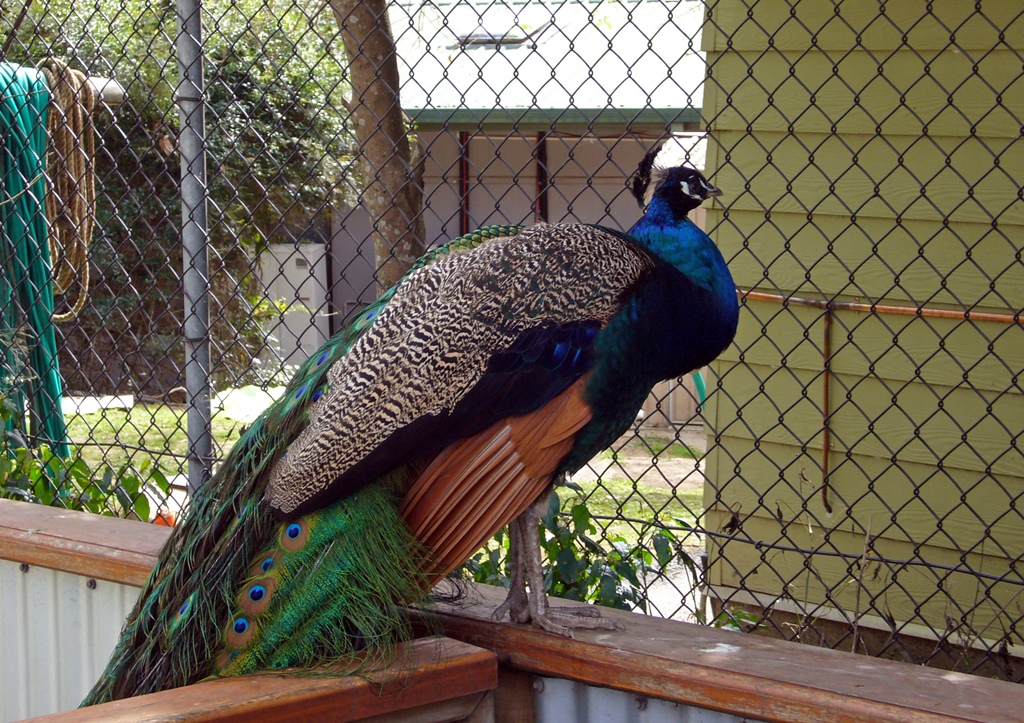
[[705, 184, 723, 198]]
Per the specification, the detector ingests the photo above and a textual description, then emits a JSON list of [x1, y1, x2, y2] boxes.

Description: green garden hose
[[1, 62, 69, 457]]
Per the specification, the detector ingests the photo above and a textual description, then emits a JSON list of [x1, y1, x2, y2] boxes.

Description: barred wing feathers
[[269, 223, 653, 518]]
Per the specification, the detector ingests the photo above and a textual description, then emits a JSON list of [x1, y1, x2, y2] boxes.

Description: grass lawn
[[603, 433, 700, 461], [559, 476, 704, 548], [64, 404, 244, 477]]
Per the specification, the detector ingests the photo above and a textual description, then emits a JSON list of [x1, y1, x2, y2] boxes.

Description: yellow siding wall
[[701, 2, 1024, 647]]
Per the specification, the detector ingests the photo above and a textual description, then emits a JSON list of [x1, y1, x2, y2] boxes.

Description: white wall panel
[[0, 561, 139, 722], [535, 676, 756, 723]]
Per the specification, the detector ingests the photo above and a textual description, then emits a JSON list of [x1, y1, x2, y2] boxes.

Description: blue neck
[[627, 197, 732, 295]]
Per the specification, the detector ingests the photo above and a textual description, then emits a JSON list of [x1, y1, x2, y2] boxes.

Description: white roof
[[391, 0, 706, 116]]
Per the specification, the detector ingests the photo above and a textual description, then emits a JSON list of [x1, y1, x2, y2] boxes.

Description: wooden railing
[[2, 498, 1022, 723], [30, 638, 496, 723]]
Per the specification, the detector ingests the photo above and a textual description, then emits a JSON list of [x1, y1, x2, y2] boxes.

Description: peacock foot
[[491, 588, 624, 637], [524, 601, 625, 638], [491, 582, 531, 624], [492, 504, 625, 637]]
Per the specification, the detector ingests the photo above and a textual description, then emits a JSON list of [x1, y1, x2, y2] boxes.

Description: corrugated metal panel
[[0, 560, 139, 722], [534, 676, 758, 723]]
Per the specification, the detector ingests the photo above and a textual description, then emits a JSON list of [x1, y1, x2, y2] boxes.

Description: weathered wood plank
[[25, 637, 497, 723], [0, 499, 167, 586], [420, 584, 1023, 723], [3, 502, 1022, 721], [493, 668, 535, 723]]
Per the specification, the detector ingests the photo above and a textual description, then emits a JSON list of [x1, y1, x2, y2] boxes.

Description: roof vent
[[452, 20, 553, 49]]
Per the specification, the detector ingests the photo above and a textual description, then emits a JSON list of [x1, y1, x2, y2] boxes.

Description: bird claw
[[532, 607, 626, 637], [493, 500, 625, 637], [492, 596, 624, 637], [491, 586, 531, 624], [489, 589, 622, 634]]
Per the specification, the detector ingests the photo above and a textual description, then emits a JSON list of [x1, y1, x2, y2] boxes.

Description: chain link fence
[[1, 0, 1021, 681]]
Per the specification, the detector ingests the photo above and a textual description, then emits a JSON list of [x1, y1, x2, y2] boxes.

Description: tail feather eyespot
[[250, 552, 280, 578], [238, 577, 277, 616], [280, 520, 309, 552], [225, 616, 254, 649]]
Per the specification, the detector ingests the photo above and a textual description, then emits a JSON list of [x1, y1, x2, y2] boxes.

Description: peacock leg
[[491, 516, 531, 623], [516, 497, 625, 637]]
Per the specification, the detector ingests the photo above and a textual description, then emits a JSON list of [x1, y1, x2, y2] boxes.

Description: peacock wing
[[401, 376, 593, 579], [268, 224, 653, 519]]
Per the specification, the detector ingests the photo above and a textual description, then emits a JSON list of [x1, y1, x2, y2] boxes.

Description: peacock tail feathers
[[215, 473, 429, 677], [82, 225, 523, 705]]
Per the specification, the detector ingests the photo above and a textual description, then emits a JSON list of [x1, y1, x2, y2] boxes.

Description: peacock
[[83, 147, 738, 705]]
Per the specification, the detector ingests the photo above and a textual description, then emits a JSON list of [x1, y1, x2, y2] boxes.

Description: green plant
[[0, 394, 170, 519], [462, 486, 698, 613]]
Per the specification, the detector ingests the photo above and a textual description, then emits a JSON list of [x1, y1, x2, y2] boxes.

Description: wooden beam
[[25, 637, 496, 722], [0, 498, 166, 586], [419, 584, 1024, 723], [5, 499, 1024, 722]]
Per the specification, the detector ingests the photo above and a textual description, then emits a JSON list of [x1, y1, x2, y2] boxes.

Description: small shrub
[[0, 394, 169, 519], [462, 486, 697, 613]]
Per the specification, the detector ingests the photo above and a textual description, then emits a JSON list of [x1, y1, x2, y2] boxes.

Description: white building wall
[[0, 561, 139, 721], [259, 242, 332, 368]]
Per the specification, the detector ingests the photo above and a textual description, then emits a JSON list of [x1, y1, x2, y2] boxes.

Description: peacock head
[[630, 143, 721, 215]]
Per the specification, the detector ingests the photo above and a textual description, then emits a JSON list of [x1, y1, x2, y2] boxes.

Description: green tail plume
[[82, 225, 522, 705], [215, 474, 429, 677]]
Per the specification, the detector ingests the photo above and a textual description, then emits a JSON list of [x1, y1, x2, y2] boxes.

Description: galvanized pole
[[176, 0, 212, 494]]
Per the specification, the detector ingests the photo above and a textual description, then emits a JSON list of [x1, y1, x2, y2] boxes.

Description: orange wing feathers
[[401, 377, 593, 579]]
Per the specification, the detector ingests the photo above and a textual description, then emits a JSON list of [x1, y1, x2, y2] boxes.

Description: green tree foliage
[[8, 0, 355, 394]]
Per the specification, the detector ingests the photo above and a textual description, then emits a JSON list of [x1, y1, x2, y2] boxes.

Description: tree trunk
[[329, 0, 425, 292]]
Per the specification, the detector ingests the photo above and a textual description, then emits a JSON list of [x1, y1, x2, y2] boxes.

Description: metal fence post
[[176, 0, 212, 494]]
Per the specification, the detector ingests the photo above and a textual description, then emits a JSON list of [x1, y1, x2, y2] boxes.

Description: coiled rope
[[40, 59, 96, 321]]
